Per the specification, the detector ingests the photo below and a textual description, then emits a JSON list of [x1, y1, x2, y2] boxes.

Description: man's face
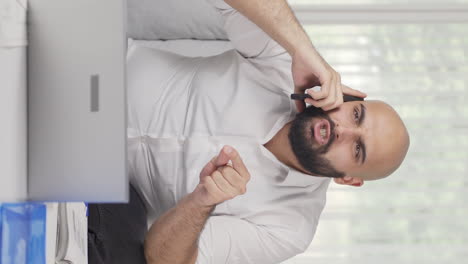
[[289, 100, 409, 180], [288, 105, 344, 178]]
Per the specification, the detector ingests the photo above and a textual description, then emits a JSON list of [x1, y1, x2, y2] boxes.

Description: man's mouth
[[312, 119, 331, 145]]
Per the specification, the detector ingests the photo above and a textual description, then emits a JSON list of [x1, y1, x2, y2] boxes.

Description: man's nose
[[334, 124, 359, 142]]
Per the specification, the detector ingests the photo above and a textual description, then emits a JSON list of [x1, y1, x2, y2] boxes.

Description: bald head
[[357, 100, 410, 180], [287, 99, 410, 185]]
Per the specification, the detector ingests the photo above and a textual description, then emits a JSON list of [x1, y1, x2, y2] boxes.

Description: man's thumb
[[215, 145, 233, 166]]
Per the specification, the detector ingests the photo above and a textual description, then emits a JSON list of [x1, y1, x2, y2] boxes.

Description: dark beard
[[288, 106, 345, 178]]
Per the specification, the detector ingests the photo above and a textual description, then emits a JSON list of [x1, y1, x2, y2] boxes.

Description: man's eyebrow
[[359, 103, 366, 126], [360, 139, 367, 164], [359, 103, 367, 164]]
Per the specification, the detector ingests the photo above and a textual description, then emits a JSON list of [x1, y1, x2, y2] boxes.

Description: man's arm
[[144, 146, 251, 264], [225, 0, 310, 57], [144, 192, 213, 264], [222, 0, 366, 111]]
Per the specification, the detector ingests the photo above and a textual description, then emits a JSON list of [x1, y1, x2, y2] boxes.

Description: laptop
[[28, 0, 128, 202]]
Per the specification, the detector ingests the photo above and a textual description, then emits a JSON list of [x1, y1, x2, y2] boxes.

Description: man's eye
[[355, 143, 361, 157], [353, 108, 359, 122]]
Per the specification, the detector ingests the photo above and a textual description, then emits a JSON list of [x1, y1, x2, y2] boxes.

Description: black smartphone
[[290, 93, 364, 102]]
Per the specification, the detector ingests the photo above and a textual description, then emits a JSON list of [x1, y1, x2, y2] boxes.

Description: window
[[282, 2, 468, 263]]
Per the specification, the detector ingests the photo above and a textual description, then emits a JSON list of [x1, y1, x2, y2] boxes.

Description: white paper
[[56, 203, 88, 264], [45, 203, 58, 264], [0, 46, 27, 202]]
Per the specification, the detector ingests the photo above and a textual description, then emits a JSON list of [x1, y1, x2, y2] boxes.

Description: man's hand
[[223, 0, 366, 113], [190, 145, 251, 208], [145, 145, 249, 264], [292, 46, 367, 112]]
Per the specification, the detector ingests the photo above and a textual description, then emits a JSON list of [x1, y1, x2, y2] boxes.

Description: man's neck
[[263, 122, 303, 171]]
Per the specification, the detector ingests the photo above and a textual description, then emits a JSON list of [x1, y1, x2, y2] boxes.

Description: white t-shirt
[[127, 0, 331, 263]]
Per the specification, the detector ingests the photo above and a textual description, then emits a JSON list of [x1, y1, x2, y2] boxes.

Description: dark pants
[[88, 185, 148, 264]]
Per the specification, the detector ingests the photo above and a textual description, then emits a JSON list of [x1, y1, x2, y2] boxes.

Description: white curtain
[[282, 1, 468, 263]]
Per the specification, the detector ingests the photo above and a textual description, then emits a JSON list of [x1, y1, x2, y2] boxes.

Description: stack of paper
[[55, 203, 87, 264]]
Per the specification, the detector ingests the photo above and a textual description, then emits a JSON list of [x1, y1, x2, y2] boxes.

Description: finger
[[305, 93, 334, 109], [324, 74, 338, 108], [332, 83, 344, 109], [203, 176, 223, 202], [305, 81, 333, 108], [217, 166, 246, 193], [342, 85, 367, 98], [315, 72, 344, 110], [223, 146, 250, 180], [336, 75, 343, 103], [215, 146, 232, 167], [211, 170, 237, 198], [199, 156, 218, 178], [305, 98, 328, 109], [321, 101, 336, 111], [323, 79, 343, 111], [199, 146, 232, 178], [307, 79, 330, 100], [323, 94, 344, 111]]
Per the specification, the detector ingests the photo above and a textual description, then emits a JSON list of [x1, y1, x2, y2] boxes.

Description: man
[[125, 0, 410, 263]]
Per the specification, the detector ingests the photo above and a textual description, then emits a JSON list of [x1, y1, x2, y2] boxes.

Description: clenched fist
[[190, 145, 251, 208]]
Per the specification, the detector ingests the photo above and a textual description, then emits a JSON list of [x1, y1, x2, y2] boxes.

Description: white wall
[[0, 47, 27, 201], [0, 0, 28, 201]]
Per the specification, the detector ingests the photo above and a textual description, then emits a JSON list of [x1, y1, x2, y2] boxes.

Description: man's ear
[[333, 176, 364, 187]]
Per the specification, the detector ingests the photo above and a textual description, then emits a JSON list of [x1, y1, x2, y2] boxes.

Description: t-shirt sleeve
[[205, 0, 288, 60], [195, 215, 306, 264]]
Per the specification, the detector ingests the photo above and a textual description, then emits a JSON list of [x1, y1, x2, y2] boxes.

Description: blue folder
[[0, 203, 46, 264]]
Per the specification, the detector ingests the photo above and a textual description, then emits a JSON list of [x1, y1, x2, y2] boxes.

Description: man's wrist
[[144, 191, 215, 264], [291, 42, 317, 58], [183, 192, 215, 215]]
